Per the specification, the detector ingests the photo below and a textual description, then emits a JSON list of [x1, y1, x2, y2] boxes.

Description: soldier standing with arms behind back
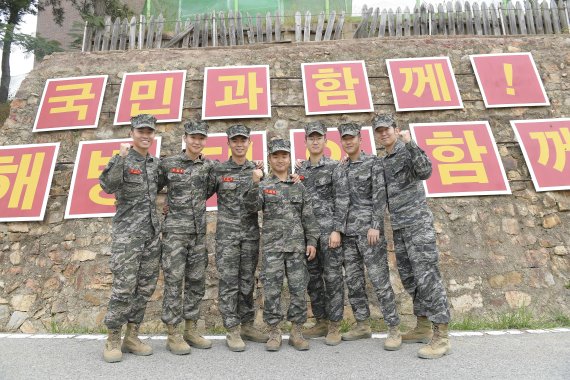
[[372, 114, 451, 359], [99, 114, 163, 363]]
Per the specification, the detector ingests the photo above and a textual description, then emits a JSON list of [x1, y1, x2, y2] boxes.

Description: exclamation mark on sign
[[504, 63, 515, 95]]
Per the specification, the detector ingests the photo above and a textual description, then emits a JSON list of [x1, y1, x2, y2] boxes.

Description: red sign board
[[33, 75, 108, 132], [64, 138, 162, 218], [386, 57, 463, 112], [410, 121, 510, 197], [510, 118, 570, 191], [202, 65, 271, 119], [301, 61, 374, 115], [114, 70, 186, 125], [0, 143, 60, 222], [470, 53, 549, 108]]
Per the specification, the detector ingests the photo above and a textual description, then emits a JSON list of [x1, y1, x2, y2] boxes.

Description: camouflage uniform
[[335, 123, 400, 327], [244, 139, 320, 326], [210, 125, 260, 329], [296, 123, 344, 323], [160, 121, 217, 326], [374, 115, 450, 324], [100, 114, 163, 330]]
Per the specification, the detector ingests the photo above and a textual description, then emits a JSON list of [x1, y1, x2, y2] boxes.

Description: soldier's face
[[340, 134, 361, 156], [184, 133, 207, 156], [269, 151, 291, 174], [374, 126, 399, 150], [305, 132, 326, 155], [130, 127, 156, 151], [228, 136, 251, 159]]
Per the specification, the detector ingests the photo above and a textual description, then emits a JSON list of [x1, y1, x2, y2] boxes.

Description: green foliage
[[450, 308, 570, 330]]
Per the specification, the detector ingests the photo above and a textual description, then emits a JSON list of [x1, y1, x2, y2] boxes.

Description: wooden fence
[[82, 1, 570, 52]]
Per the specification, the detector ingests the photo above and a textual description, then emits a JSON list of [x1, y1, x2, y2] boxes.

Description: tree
[[0, 0, 64, 102]]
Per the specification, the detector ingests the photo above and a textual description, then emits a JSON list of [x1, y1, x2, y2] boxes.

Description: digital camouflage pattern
[[244, 175, 319, 326], [99, 148, 163, 330]]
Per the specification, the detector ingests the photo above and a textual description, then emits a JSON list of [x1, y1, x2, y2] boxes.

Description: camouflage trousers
[[262, 250, 309, 326], [343, 235, 400, 327], [306, 235, 344, 322], [104, 231, 161, 330], [161, 232, 208, 326], [393, 221, 450, 324], [215, 238, 259, 329]]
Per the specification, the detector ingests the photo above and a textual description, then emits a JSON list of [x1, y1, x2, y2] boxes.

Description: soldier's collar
[[269, 174, 291, 183], [388, 140, 406, 156], [348, 151, 367, 164], [129, 148, 149, 162], [180, 150, 204, 162], [228, 156, 252, 168], [306, 155, 328, 168]]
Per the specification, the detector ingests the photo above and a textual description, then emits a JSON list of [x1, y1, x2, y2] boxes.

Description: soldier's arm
[[205, 160, 220, 198], [99, 155, 124, 194], [243, 181, 263, 213], [300, 185, 319, 249], [157, 158, 167, 192], [372, 158, 387, 233], [332, 164, 348, 234], [406, 139, 432, 180]]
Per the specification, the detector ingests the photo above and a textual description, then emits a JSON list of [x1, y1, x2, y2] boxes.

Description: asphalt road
[[1, 330, 569, 380]]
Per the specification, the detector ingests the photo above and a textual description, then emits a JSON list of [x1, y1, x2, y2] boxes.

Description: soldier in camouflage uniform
[[296, 121, 345, 346], [372, 114, 451, 359], [159, 121, 217, 355], [210, 124, 268, 352], [99, 114, 163, 363], [334, 122, 402, 351], [244, 139, 319, 352]]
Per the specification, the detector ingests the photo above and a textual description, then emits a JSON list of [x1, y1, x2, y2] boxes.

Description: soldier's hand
[[254, 160, 264, 170], [290, 173, 302, 184], [340, 155, 349, 164], [329, 231, 341, 248], [306, 245, 317, 261], [399, 130, 412, 143], [252, 169, 264, 183], [367, 228, 380, 246], [294, 159, 304, 170], [162, 204, 170, 215], [119, 143, 131, 157]]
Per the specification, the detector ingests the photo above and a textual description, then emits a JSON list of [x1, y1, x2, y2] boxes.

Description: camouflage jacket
[[159, 151, 217, 234], [333, 152, 382, 237], [296, 156, 343, 236], [243, 175, 319, 253], [210, 157, 260, 241], [99, 149, 162, 240], [378, 139, 433, 230]]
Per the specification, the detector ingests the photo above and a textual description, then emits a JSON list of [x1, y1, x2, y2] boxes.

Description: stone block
[[553, 246, 568, 256], [6, 311, 28, 331], [488, 272, 523, 289], [71, 250, 97, 262], [505, 291, 531, 308], [450, 293, 483, 313], [8, 223, 29, 233], [542, 213, 561, 229], [501, 218, 520, 235], [10, 295, 37, 312]]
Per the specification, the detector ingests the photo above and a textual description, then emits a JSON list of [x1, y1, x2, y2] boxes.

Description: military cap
[[304, 121, 327, 136], [184, 120, 209, 136], [226, 124, 251, 138], [130, 114, 157, 130], [337, 122, 361, 137], [372, 114, 396, 129], [268, 139, 291, 154]]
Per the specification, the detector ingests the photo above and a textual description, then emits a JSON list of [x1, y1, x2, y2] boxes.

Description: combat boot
[[265, 324, 282, 352], [183, 320, 212, 349], [418, 323, 451, 359], [303, 318, 328, 338], [103, 328, 122, 363], [325, 320, 342, 346], [288, 323, 310, 351], [383, 325, 402, 351], [226, 325, 246, 352], [121, 323, 153, 356], [240, 321, 269, 343], [402, 316, 433, 344], [166, 324, 191, 355], [341, 320, 372, 341]]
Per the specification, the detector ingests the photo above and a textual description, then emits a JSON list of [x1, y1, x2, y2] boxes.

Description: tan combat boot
[[103, 328, 122, 363], [183, 320, 212, 349], [303, 318, 328, 338], [384, 325, 402, 351], [418, 323, 451, 359], [341, 320, 372, 341], [166, 324, 191, 355], [288, 323, 310, 351], [265, 324, 282, 352], [325, 320, 342, 346], [402, 316, 433, 344], [226, 325, 246, 352], [240, 321, 269, 343], [121, 323, 153, 356]]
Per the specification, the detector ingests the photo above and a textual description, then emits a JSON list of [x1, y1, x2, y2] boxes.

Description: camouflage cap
[[184, 120, 209, 136], [304, 121, 327, 136], [372, 114, 396, 129], [130, 114, 157, 130], [226, 124, 251, 138], [268, 138, 291, 154], [338, 122, 361, 137]]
